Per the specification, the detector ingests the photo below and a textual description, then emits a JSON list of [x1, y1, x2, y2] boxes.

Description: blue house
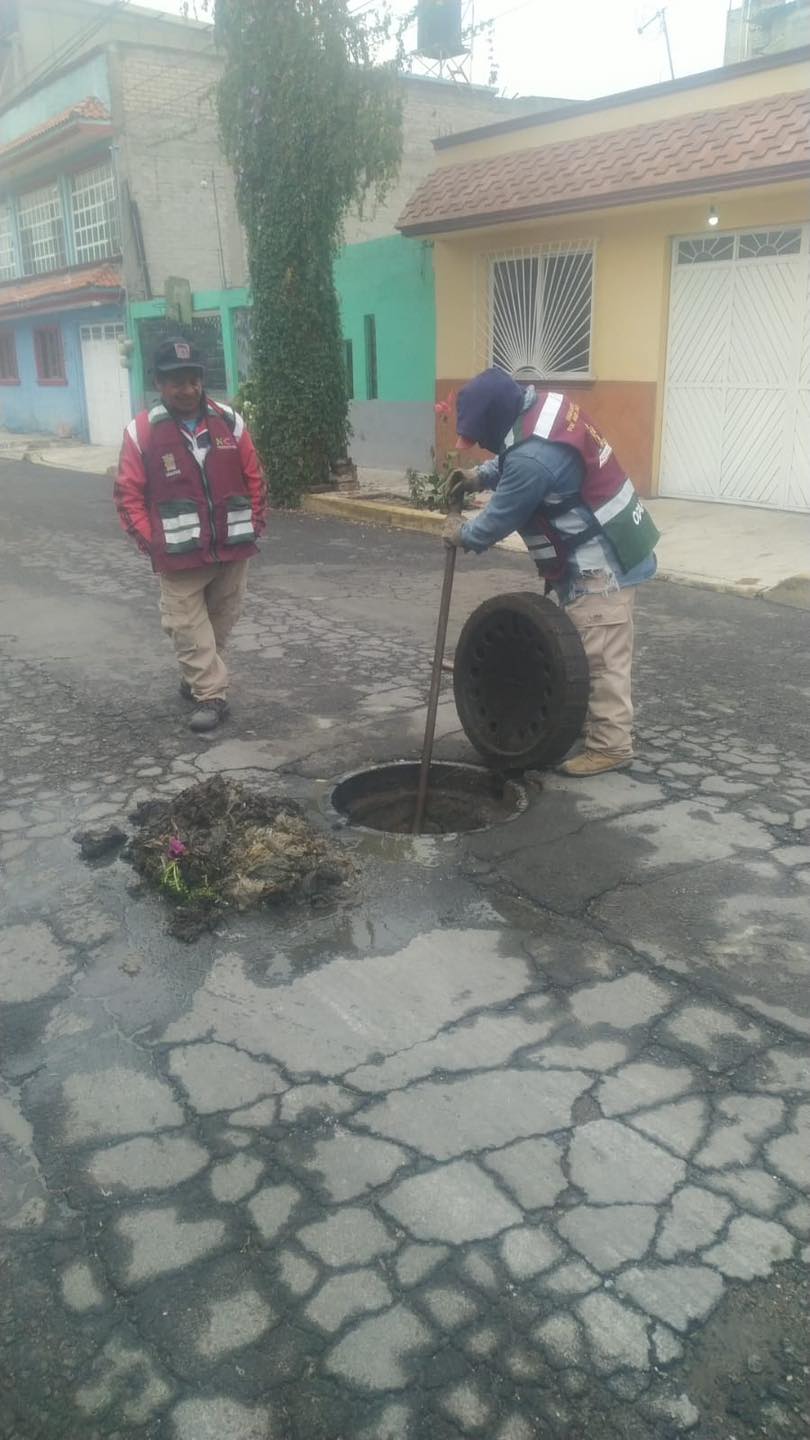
[[0, 47, 132, 443]]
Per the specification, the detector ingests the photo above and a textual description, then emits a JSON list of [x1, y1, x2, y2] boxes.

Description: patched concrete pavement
[[1, 462, 809, 1439]]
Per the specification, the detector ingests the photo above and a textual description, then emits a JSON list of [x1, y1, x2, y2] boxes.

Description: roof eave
[[397, 162, 810, 236], [432, 43, 810, 151], [0, 117, 113, 169], [0, 282, 123, 318]]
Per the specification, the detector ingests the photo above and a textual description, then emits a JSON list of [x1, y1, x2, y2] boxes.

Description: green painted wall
[[127, 234, 436, 418], [129, 288, 250, 408], [334, 234, 435, 403]]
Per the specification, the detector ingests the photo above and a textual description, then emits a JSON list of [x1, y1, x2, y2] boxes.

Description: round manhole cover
[[453, 591, 589, 770], [330, 761, 528, 836]]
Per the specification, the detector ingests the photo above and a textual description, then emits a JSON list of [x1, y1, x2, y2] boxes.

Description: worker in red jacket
[[114, 337, 266, 734]]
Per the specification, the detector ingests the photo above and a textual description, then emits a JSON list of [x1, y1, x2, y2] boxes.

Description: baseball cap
[[153, 337, 205, 375]]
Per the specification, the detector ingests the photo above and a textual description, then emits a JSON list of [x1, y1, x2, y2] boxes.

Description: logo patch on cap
[[174, 341, 191, 360]]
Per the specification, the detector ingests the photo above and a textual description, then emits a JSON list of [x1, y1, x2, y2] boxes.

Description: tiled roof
[[0, 97, 111, 160], [0, 265, 122, 314], [398, 90, 810, 234]]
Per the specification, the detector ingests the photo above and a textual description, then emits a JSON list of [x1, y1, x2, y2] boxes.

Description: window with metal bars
[[738, 228, 802, 259], [676, 236, 734, 264], [0, 330, 19, 382], [80, 324, 125, 342], [18, 183, 66, 276], [487, 243, 594, 379], [137, 314, 227, 397], [676, 229, 804, 265], [70, 162, 120, 263], [34, 326, 66, 384], [0, 204, 16, 281]]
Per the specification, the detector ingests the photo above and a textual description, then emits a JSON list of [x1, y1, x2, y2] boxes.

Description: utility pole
[[638, 6, 675, 81], [201, 170, 228, 291], [210, 169, 227, 291]]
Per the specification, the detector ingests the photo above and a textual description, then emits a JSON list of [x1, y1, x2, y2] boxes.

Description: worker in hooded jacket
[[443, 366, 659, 777]]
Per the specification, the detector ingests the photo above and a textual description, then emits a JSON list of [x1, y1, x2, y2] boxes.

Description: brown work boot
[[560, 750, 632, 777]]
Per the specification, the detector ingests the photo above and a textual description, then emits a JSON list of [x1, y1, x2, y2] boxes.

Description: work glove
[[443, 514, 466, 550], [445, 467, 482, 510]]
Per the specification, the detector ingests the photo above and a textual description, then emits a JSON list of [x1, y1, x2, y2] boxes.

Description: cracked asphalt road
[[1, 459, 809, 1440]]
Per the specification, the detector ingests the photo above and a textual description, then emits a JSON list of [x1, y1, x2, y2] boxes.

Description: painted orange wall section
[[434, 379, 658, 495]]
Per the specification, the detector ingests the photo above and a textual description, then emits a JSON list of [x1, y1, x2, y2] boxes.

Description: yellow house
[[397, 46, 810, 511]]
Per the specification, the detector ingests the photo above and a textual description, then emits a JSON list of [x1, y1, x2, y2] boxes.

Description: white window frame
[[674, 234, 735, 266], [736, 226, 804, 261], [18, 182, 66, 276], [70, 162, 120, 264], [674, 226, 807, 268], [0, 202, 16, 281], [80, 323, 124, 342], [478, 240, 597, 382]]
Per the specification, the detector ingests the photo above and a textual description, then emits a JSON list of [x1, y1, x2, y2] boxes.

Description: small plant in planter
[[406, 464, 448, 512], [406, 393, 463, 511], [435, 392, 459, 464]]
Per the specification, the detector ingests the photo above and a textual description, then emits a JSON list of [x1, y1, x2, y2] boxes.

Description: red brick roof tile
[[0, 97, 111, 161], [0, 264, 122, 314], [397, 90, 810, 234]]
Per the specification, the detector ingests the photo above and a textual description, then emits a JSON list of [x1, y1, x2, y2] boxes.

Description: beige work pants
[[565, 581, 636, 759], [158, 559, 249, 702]]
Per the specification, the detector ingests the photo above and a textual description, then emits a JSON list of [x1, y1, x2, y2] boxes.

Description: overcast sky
[[134, 0, 740, 101]]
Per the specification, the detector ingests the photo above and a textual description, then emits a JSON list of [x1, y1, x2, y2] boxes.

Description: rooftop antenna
[[638, 6, 676, 80]]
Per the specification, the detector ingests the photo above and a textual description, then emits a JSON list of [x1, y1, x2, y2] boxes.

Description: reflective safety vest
[[132, 399, 259, 574], [506, 391, 659, 581]]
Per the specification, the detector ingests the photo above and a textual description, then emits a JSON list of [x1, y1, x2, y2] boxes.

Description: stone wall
[[112, 44, 248, 303]]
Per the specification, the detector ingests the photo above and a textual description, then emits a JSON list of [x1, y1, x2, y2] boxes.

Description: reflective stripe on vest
[[592, 477, 635, 527], [135, 401, 256, 571], [512, 390, 659, 575], [532, 391, 565, 439]]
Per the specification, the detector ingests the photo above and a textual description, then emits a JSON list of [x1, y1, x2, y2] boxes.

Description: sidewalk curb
[[302, 492, 810, 611], [0, 439, 78, 460], [302, 492, 445, 536], [19, 448, 117, 477], [24, 449, 59, 466], [656, 569, 810, 608], [656, 570, 761, 600]]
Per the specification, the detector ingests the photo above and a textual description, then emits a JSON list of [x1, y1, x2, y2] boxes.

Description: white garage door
[[660, 226, 810, 512], [80, 323, 132, 446]]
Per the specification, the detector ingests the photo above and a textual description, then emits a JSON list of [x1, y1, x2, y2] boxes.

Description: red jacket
[[114, 397, 266, 574]]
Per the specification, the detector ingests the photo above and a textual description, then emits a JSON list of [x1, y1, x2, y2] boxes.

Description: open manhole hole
[[330, 761, 528, 836]]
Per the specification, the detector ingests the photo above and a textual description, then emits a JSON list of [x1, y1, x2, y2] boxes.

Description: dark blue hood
[[456, 368, 524, 455]]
